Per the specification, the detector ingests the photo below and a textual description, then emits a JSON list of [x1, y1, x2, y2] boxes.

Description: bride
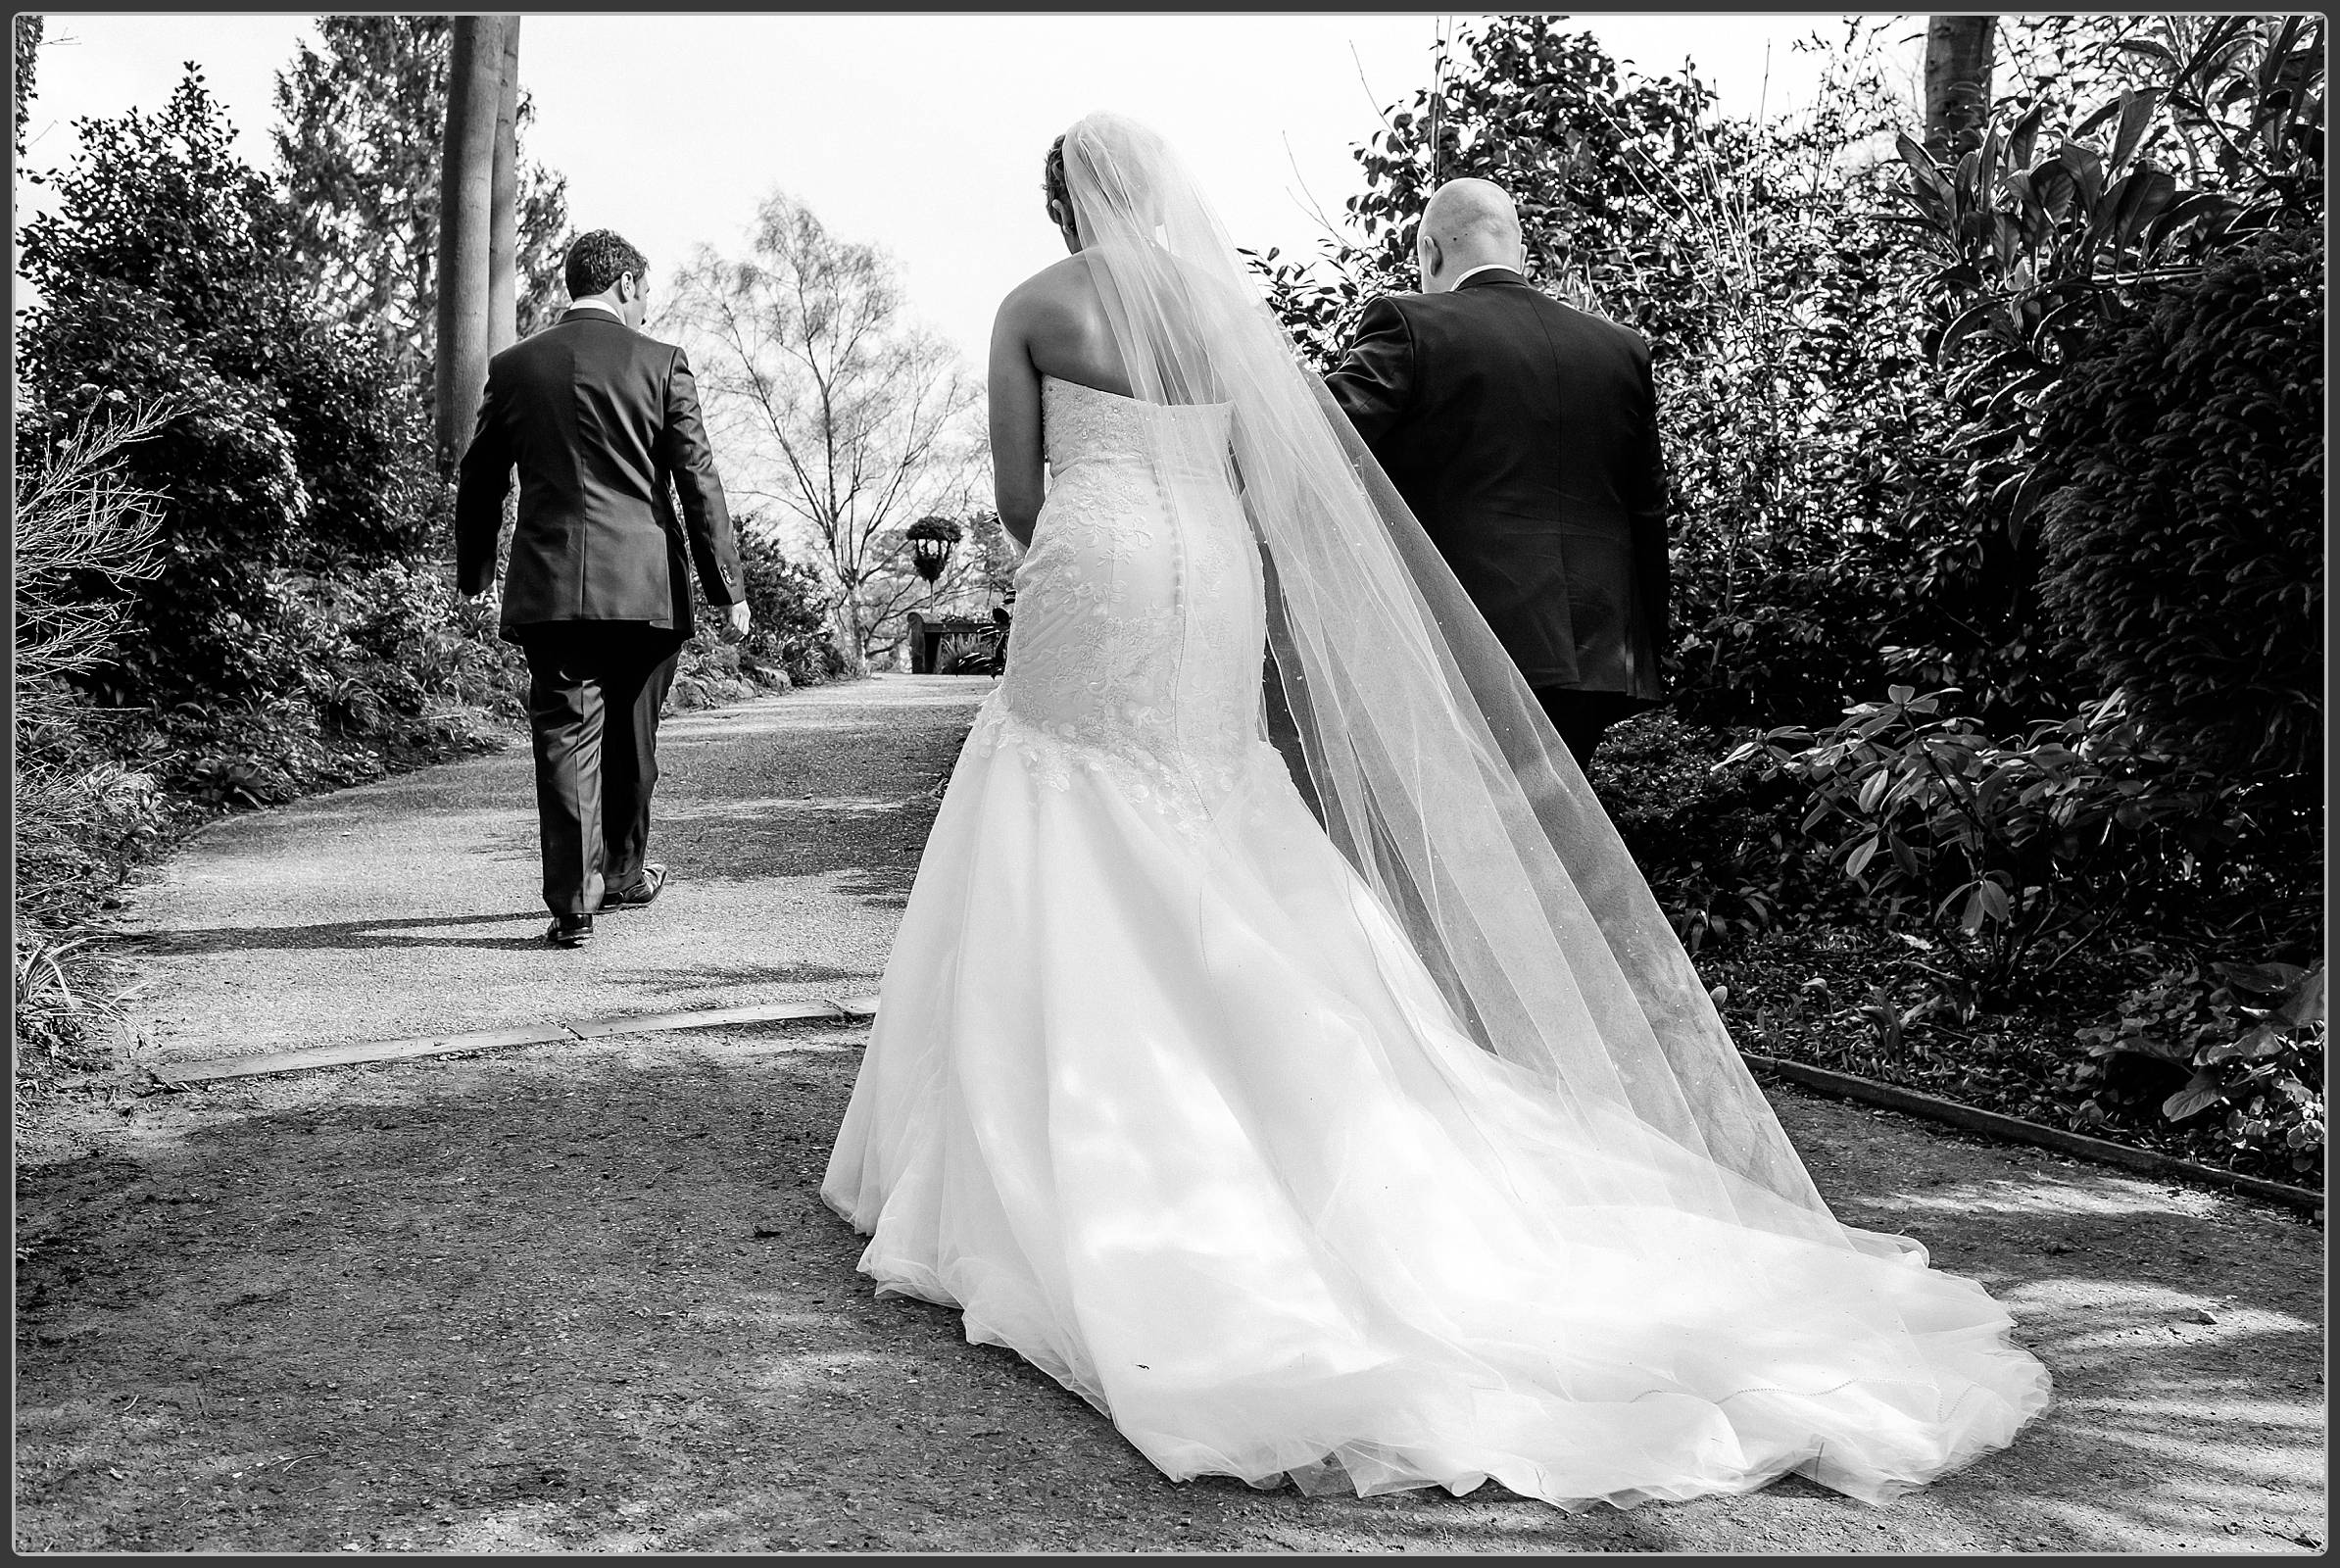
[[823, 111, 2050, 1509]]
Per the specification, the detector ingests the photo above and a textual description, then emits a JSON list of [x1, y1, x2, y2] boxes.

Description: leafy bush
[[2068, 958, 2324, 1179], [1889, 19, 2324, 738], [737, 527, 851, 688], [1246, 19, 2026, 733], [1731, 686, 2243, 994], [166, 695, 378, 806], [1588, 710, 1832, 953], [292, 562, 526, 721], [2029, 225, 2323, 787], [13, 759, 171, 1102], [15, 70, 438, 710]]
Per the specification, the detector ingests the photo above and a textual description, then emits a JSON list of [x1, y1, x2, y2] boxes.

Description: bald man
[[1326, 177, 1670, 772]]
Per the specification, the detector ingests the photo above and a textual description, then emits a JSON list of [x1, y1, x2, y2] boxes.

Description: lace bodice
[[1039, 374, 1235, 477], [969, 376, 1276, 834]]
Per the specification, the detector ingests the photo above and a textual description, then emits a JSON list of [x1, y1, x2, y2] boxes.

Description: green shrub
[[1731, 686, 2243, 994], [14, 759, 171, 1097], [297, 562, 526, 720], [1248, 17, 2023, 733], [1590, 710, 1832, 952], [2068, 958, 2324, 1180], [2029, 226, 2323, 787], [167, 696, 378, 807], [15, 71, 438, 710], [737, 527, 850, 687], [1891, 21, 2324, 747]]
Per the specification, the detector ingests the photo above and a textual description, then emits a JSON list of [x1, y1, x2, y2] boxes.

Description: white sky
[[15, 12, 1926, 366]]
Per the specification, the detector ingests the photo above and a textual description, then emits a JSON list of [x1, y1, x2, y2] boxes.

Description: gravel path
[[15, 674, 2325, 1554], [106, 676, 980, 1067]]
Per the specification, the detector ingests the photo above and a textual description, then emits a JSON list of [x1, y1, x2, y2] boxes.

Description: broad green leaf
[[2270, 965, 2326, 1029], [2112, 167, 2179, 254], [2058, 142, 2106, 208], [1843, 834, 1880, 879], [1888, 830, 1923, 878], [1938, 300, 1994, 362], [1894, 130, 1943, 189], [2163, 1071, 2226, 1122], [2109, 37, 2178, 74], [2072, 95, 2124, 141], [2110, 87, 2166, 173], [2008, 101, 2048, 169]]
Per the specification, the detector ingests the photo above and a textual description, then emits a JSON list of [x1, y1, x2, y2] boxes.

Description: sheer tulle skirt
[[821, 704, 2050, 1509]]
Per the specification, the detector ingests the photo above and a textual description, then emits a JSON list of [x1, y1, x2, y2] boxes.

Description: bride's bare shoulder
[[1000, 255, 1100, 320]]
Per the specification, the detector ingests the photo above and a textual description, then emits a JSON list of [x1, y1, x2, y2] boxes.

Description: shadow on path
[[109, 677, 984, 1063], [122, 912, 552, 957], [12, 1041, 2322, 1555]]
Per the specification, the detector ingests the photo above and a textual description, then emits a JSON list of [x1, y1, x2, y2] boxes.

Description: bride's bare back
[[991, 232, 1224, 546], [991, 252, 1137, 546]]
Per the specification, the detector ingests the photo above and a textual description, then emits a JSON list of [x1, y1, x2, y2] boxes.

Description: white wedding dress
[[821, 372, 2051, 1508]]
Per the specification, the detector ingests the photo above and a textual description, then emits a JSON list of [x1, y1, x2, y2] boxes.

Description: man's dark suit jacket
[[1325, 269, 1668, 700], [456, 307, 744, 642]]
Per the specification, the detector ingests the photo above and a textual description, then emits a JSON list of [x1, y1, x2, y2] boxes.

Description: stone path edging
[[118, 999, 2324, 1217], [143, 996, 882, 1085], [1741, 1050, 2325, 1215]]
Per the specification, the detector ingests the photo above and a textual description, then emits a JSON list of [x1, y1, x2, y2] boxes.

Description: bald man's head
[[1416, 177, 1525, 293]]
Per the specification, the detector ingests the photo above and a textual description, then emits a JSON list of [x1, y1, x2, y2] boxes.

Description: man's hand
[[724, 600, 753, 640]]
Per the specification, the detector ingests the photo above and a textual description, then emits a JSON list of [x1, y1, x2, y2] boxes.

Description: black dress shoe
[[546, 913, 594, 948], [599, 862, 668, 911]]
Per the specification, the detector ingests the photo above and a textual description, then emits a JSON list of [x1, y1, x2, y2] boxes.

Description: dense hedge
[[16, 74, 441, 711], [2030, 224, 2324, 788]]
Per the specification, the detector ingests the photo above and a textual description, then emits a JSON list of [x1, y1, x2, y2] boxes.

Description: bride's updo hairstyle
[[1042, 133, 1072, 227], [1051, 115, 1175, 247]]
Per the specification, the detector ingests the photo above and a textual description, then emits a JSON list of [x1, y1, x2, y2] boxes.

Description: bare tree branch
[[661, 192, 987, 668]]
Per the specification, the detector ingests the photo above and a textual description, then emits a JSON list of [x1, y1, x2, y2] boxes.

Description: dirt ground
[[14, 677, 2327, 1555]]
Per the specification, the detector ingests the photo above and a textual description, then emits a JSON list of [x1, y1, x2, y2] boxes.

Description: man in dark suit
[[1326, 177, 1669, 773], [457, 229, 749, 949]]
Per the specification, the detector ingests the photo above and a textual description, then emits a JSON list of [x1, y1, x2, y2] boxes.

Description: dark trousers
[[515, 622, 683, 916], [1535, 687, 1650, 773]]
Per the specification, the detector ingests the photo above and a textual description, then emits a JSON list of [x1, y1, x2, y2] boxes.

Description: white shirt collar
[[564, 297, 625, 320], [1449, 263, 1521, 289]]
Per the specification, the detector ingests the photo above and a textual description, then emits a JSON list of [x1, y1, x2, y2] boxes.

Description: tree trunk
[[434, 14, 501, 476], [488, 16, 520, 356], [1925, 15, 1996, 155]]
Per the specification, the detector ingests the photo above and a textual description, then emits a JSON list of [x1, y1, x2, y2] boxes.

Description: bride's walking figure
[[822, 111, 2050, 1508]]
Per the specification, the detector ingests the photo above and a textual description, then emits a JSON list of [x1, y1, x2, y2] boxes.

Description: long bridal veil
[[825, 110, 2049, 1507], [1059, 122, 2047, 1498], [1059, 110, 1861, 1245]]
